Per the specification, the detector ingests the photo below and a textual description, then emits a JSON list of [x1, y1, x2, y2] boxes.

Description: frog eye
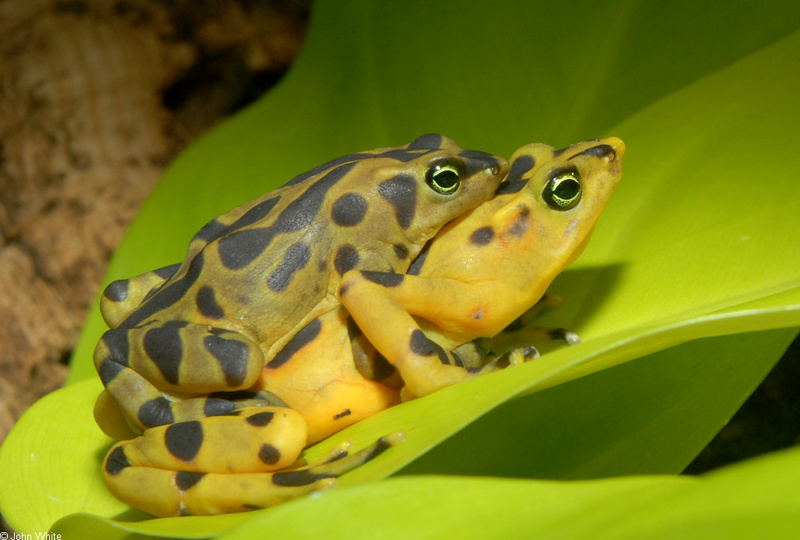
[[426, 160, 464, 195], [544, 172, 582, 210]]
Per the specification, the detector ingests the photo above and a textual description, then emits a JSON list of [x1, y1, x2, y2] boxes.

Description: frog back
[[113, 134, 507, 357]]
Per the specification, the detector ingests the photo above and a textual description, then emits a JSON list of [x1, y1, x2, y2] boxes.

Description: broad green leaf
[[53, 445, 800, 539], [3, 0, 799, 536]]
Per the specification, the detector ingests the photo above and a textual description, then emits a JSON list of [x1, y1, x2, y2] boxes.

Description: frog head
[[495, 137, 624, 277], [364, 134, 509, 247]]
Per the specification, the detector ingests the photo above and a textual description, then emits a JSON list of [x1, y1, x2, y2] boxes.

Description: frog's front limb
[[94, 322, 268, 430], [101, 406, 404, 516], [339, 271, 529, 397]]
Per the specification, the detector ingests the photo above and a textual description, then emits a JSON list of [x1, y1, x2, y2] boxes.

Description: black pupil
[[434, 169, 458, 189], [555, 179, 580, 200]]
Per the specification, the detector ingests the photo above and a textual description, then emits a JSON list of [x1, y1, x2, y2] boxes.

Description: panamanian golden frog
[[93, 135, 624, 517]]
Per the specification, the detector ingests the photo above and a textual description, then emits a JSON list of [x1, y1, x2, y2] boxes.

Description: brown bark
[[0, 0, 307, 444]]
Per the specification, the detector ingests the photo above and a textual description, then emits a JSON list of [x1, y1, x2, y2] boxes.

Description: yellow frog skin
[[94, 134, 507, 516], [94, 136, 624, 517]]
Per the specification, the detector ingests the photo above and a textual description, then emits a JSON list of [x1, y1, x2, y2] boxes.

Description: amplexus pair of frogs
[[93, 133, 625, 517]]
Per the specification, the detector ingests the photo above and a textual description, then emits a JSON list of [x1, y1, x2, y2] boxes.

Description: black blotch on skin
[[266, 319, 322, 369], [218, 163, 354, 271], [378, 175, 417, 229], [407, 133, 443, 150], [333, 409, 352, 420], [246, 411, 275, 427], [196, 286, 224, 319], [409, 329, 449, 365], [267, 242, 311, 292], [104, 446, 131, 475], [334, 244, 360, 276], [103, 279, 129, 302], [138, 396, 175, 427], [218, 228, 277, 271], [331, 193, 368, 226], [97, 358, 124, 385], [119, 252, 205, 329], [175, 471, 206, 491], [362, 271, 404, 288], [407, 240, 431, 275], [568, 144, 616, 162], [259, 444, 282, 465], [272, 469, 335, 487], [165, 420, 204, 462], [143, 321, 188, 385], [470, 226, 495, 246], [393, 244, 409, 259], [203, 398, 239, 417], [285, 153, 370, 187], [362, 436, 394, 462], [153, 263, 182, 280], [204, 334, 250, 387], [505, 206, 531, 238], [496, 154, 534, 195], [101, 328, 130, 368], [274, 162, 357, 233]]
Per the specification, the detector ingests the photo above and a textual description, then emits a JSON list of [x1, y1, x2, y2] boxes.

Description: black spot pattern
[[362, 271, 404, 288], [218, 162, 356, 270], [175, 471, 206, 491], [259, 444, 282, 465], [104, 446, 131, 475], [407, 133, 443, 150], [165, 420, 204, 461], [377, 175, 417, 229], [407, 240, 431, 276], [505, 206, 530, 237], [333, 409, 352, 420], [153, 263, 182, 280], [143, 321, 188, 385], [194, 197, 282, 244], [331, 193, 368, 226], [266, 318, 322, 369], [103, 279, 129, 302], [101, 328, 131, 368], [272, 469, 334, 487], [203, 334, 250, 387], [119, 251, 206, 329], [409, 329, 449, 365], [334, 244, 360, 276], [393, 244, 409, 259], [470, 226, 495, 246], [568, 144, 615, 161], [246, 411, 275, 427], [203, 398, 239, 417], [285, 153, 371, 187], [138, 396, 175, 428], [267, 242, 311, 292], [97, 357, 124, 385], [496, 154, 534, 195], [196, 286, 224, 319]]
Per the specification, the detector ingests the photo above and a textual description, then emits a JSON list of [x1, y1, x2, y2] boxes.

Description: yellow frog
[[94, 136, 624, 517]]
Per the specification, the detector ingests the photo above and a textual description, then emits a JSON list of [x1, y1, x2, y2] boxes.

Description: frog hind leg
[[100, 263, 182, 328], [94, 322, 267, 431], [102, 407, 404, 516]]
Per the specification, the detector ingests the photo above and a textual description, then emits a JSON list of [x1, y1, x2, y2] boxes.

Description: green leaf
[[2, 0, 799, 536]]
